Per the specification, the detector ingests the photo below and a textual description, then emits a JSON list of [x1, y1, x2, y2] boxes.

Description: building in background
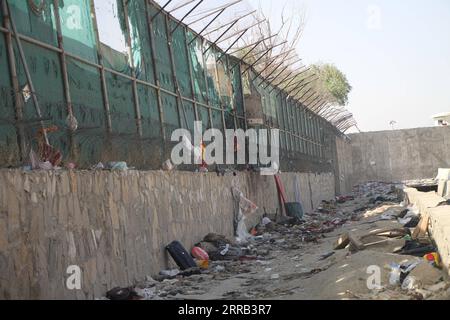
[[432, 112, 450, 126]]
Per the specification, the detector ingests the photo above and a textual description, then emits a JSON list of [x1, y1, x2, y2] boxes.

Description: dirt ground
[[106, 183, 450, 301]]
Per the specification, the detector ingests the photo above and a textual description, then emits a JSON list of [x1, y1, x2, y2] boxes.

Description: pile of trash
[[101, 182, 448, 300]]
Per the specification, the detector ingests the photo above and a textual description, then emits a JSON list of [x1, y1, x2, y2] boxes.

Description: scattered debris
[[101, 181, 449, 301], [166, 241, 198, 271], [108, 162, 129, 171]]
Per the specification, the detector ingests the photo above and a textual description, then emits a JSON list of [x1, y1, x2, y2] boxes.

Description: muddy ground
[[105, 183, 450, 301]]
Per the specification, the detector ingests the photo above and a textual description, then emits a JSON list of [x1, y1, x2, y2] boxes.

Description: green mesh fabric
[[106, 71, 135, 135], [0, 1, 3, 24], [59, 0, 97, 63], [137, 84, 160, 139], [160, 92, 179, 140], [211, 109, 223, 130], [171, 21, 192, 98], [197, 106, 210, 131], [128, 0, 154, 83], [229, 57, 244, 117], [148, 6, 173, 92], [9, 0, 57, 46], [0, 32, 18, 165], [205, 48, 221, 109], [15, 41, 68, 155], [67, 57, 106, 165], [0, 1, 331, 168], [186, 31, 207, 104]]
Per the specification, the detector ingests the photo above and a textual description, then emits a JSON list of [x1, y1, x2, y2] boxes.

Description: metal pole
[[337, 119, 354, 131], [201, 39, 213, 130], [169, 0, 197, 13], [1, 0, 26, 160], [302, 92, 318, 105], [228, 33, 277, 56], [264, 61, 302, 90], [310, 98, 326, 112], [145, 0, 166, 141], [187, 0, 242, 24], [5, 0, 48, 144], [165, 14, 186, 130], [335, 116, 353, 128], [171, 0, 204, 35], [203, 10, 257, 37], [214, 19, 264, 45], [329, 112, 350, 123], [269, 65, 304, 89], [53, 0, 73, 119], [188, 7, 226, 45], [313, 102, 328, 114], [275, 68, 311, 97], [290, 78, 317, 99], [281, 70, 306, 87], [251, 48, 296, 80], [123, 0, 143, 139], [242, 41, 287, 73], [284, 74, 316, 93], [53, 0, 77, 159], [216, 27, 249, 61], [254, 48, 296, 67], [261, 58, 301, 89], [229, 34, 278, 69], [184, 26, 199, 122], [203, 19, 239, 54], [295, 87, 314, 101], [90, 0, 113, 150], [318, 106, 334, 117], [315, 101, 330, 113], [322, 108, 342, 119], [150, 0, 173, 22]]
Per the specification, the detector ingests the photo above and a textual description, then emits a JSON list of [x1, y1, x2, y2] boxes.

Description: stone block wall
[[0, 169, 335, 299]]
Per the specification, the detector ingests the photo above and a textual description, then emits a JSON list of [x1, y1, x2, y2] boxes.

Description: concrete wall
[[349, 126, 450, 185], [0, 169, 335, 300], [404, 188, 450, 275], [335, 135, 354, 195]]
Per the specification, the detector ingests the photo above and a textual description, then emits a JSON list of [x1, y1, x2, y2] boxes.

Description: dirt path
[[111, 184, 450, 301]]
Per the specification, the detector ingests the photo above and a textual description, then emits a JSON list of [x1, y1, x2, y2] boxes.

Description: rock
[[198, 241, 219, 255], [425, 281, 448, 292], [415, 289, 432, 299], [408, 262, 443, 288], [203, 233, 235, 247], [334, 233, 350, 250]]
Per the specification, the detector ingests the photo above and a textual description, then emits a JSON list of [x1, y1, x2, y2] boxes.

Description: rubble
[[101, 181, 450, 301]]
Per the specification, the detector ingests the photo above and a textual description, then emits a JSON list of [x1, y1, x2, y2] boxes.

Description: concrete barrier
[[404, 188, 450, 275]]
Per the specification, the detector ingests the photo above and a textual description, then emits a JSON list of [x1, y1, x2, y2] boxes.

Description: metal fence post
[[1, 0, 26, 162], [145, 0, 166, 143]]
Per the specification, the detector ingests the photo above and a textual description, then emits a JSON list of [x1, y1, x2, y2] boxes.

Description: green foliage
[[312, 63, 352, 106]]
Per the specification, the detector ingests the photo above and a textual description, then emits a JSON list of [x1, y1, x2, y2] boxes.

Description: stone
[[425, 281, 448, 292], [408, 262, 443, 288]]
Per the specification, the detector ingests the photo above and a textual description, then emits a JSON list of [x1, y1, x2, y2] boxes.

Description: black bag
[[166, 241, 197, 270], [106, 287, 140, 300]]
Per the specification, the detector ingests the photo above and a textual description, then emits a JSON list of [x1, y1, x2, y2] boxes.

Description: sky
[[246, 0, 450, 132]]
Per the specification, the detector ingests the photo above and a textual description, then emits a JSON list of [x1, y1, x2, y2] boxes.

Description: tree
[[311, 63, 352, 106]]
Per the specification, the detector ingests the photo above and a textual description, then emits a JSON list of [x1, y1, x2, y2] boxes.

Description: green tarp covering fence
[[0, 0, 335, 169]]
